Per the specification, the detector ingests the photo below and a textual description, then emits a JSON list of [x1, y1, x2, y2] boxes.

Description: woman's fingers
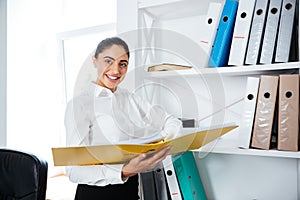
[[150, 146, 172, 160], [141, 146, 172, 168], [122, 146, 173, 177]]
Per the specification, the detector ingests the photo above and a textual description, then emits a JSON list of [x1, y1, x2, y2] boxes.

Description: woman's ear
[[92, 56, 97, 68]]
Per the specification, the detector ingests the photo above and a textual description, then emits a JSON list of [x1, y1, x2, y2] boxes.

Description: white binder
[[245, 0, 270, 65], [162, 156, 182, 200], [274, 0, 296, 63], [228, 0, 256, 66], [259, 0, 283, 64], [239, 77, 260, 149], [199, 2, 223, 66]]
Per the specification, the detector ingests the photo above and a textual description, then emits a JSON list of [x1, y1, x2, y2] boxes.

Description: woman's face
[[93, 44, 129, 92]]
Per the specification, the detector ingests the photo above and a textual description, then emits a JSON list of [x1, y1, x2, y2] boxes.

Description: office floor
[[46, 174, 77, 200]]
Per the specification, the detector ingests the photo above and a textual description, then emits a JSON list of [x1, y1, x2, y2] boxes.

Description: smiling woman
[[92, 37, 129, 92], [64, 37, 183, 199]]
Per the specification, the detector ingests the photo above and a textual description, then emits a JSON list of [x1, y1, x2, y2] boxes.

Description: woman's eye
[[120, 63, 128, 68], [104, 59, 113, 65]]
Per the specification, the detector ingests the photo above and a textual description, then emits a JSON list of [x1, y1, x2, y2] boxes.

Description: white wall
[[7, 0, 66, 172], [6, 0, 116, 175], [0, 0, 7, 147]]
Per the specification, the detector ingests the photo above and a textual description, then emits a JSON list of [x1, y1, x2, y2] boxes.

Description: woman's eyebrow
[[103, 56, 115, 60], [103, 56, 128, 63]]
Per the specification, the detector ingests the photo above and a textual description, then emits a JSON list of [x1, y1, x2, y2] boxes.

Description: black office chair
[[0, 148, 48, 200]]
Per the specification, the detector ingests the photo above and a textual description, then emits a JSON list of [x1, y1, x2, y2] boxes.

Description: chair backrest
[[0, 148, 48, 200]]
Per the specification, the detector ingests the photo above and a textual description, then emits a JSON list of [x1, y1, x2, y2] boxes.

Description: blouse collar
[[92, 82, 117, 97]]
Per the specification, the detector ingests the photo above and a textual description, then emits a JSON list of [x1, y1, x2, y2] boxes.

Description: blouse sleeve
[[64, 97, 125, 186], [161, 114, 183, 140], [132, 92, 183, 140]]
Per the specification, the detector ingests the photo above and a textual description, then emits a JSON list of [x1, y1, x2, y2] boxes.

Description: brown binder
[[251, 75, 278, 150], [278, 74, 299, 151]]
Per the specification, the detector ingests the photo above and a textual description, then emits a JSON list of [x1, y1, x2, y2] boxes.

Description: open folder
[[52, 124, 237, 166]]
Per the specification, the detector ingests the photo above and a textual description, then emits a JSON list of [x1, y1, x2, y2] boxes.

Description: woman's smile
[[105, 74, 120, 81]]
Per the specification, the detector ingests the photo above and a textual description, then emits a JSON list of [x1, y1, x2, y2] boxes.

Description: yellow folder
[[52, 124, 237, 166]]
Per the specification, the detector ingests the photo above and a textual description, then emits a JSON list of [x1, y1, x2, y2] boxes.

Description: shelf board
[[193, 131, 300, 159], [145, 62, 300, 78], [194, 142, 300, 159], [205, 145, 300, 159]]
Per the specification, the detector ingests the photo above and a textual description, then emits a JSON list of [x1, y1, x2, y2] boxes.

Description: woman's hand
[[121, 146, 172, 180]]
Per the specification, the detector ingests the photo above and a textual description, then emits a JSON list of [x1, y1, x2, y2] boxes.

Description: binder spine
[[259, 0, 283, 64], [154, 163, 170, 200], [209, 0, 239, 67], [172, 151, 207, 200], [275, 0, 297, 63], [278, 75, 299, 151], [163, 156, 183, 200], [228, 0, 257, 66], [251, 75, 279, 150], [245, 0, 270, 65], [239, 77, 260, 149], [199, 2, 223, 66], [140, 171, 157, 200]]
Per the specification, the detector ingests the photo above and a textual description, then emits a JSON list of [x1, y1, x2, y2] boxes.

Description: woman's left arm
[[132, 92, 183, 139]]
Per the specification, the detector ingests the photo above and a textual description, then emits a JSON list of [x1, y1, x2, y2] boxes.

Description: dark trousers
[[74, 175, 139, 200]]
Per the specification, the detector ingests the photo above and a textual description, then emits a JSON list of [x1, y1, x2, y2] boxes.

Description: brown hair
[[94, 37, 130, 59]]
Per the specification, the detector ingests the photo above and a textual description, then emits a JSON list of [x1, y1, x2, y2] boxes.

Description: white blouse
[[64, 83, 182, 186]]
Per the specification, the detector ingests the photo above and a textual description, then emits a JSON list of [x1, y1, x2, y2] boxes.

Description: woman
[[64, 37, 182, 199]]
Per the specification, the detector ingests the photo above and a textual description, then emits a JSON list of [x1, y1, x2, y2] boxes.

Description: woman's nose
[[109, 61, 119, 74]]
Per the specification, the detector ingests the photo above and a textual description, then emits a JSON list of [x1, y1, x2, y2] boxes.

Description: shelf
[[195, 135, 300, 159], [138, 0, 219, 19], [206, 145, 300, 159], [145, 62, 300, 78]]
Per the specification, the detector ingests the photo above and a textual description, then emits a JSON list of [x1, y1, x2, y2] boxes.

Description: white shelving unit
[[117, 0, 300, 199], [146, 61, 300, 77]]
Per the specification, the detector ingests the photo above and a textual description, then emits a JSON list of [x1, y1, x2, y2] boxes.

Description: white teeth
[[107, 75, 118, 80]]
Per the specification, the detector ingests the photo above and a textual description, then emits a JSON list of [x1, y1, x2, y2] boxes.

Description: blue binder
[[172, 151, 207, 200], [208, 0, 239, 67]]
